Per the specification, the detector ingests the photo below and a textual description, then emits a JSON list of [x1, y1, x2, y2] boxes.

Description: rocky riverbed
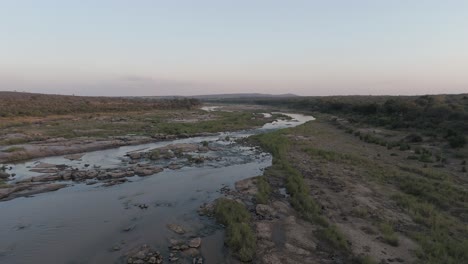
[[0, 113, 315, 263]]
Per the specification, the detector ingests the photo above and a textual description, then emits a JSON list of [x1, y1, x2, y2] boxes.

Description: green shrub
[[318, 225, 348, 250], [379, 222, 399, 246], [405, 133, 423, 143], [399, 143, 410, 151], [214, 198, 256, 262], [214, 198, 250, 225], [226, 223, 256, 262], [255, 176, 271, 204], [447, 134, 466, 148]]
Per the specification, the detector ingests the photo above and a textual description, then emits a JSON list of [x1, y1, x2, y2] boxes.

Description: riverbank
[[229, 115, 468, 263]]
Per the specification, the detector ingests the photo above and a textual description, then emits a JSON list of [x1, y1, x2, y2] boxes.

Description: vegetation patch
[[252, 131, 327, 225], [255, 176, 271, 204], [214, 198, 256, 262], [2, 146, 25, 153], [378, 222, 399, 247], [318, 225, 349, 250], [250, 117, 468, 263]]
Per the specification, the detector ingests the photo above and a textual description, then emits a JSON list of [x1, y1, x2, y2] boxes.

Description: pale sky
[[1, 0, 467, 96]]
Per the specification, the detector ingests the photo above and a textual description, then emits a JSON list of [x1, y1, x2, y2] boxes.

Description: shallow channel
[[0, 112, 314, 264]]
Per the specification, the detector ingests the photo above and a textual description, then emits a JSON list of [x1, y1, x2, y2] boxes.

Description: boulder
[[128, 152, 142, 160], [256, 204, 275, 217], [0, 171, 10, 179], [31, 174, 62, 182], [188, 237, 201, 248], [64, 153, 84, 161], [167, 223, 185, 234]]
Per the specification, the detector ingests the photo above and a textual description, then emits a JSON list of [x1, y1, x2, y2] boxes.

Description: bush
[[214, 198, 256, 262], [379, 222, 399, 246], [226, 223, 256, 262], [405, 133, 423, 143], [447, 134, 466, 148], [318, 225, 348, 250], [255, 176, 271, 204]]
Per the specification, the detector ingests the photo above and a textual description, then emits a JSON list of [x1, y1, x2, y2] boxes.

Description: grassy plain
[[249, 115, 468, 263]]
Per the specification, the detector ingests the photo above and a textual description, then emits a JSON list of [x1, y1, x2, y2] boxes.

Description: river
[[0, 112, 314, 264]]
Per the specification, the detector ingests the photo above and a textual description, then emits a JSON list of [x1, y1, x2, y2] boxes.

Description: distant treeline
[[0, 92, 201, 117], [226, 94, 468, 146]]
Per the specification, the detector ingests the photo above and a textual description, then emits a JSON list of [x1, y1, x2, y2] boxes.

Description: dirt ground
[[228, 116, 467, 263]]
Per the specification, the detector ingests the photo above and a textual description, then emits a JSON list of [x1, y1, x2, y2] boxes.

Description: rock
[[103, 178, 128, 187], [188, 237, 201, 248], [271, 201, 290, 215], [167, 223, 185, 234], [30, 174, 62, 182], [192, 257, 203, 264], [181, 248, 199, 257], [256, 204, 275, 217], [169, 238, 182, 246], [123, 225, 136, 232], [180, 244, 189, 250], [34, 162, 57, 168], [133, 166, 163, 177], [108, 171, 127, 178], [128, 152, 142, 160], [134, 168, 153, 176], [235, 178, 257, 195], [64, 153, 84, 161], [135, 251, 146, 259], [127, 245, 163, 264], [85, 170, 99, 178], [256, 222, 273, 240], [284, 242, 311, 256], [168, 164, 183, 170], [137, 204, 148, 209], [198, 146, 209, 152], [261, 253, 282, 264], [112, 245, 121, 251], [0, 171, 10, 179], [0, 183, 67, 201], [29, 168, 58, 173], [198, 202, 214, 216]]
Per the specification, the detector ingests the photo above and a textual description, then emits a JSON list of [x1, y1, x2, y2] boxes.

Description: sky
[[1, 0, 468, 96]]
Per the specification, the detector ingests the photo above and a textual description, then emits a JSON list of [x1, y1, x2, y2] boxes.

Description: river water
[[0, 112, 314, 264]]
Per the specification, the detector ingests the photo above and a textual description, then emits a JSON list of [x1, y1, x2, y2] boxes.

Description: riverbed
[[0, 112, 314, 264]]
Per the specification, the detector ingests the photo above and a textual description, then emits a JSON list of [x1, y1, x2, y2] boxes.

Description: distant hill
[[148, 93, 300, 100], [0, 91, 200, 117]]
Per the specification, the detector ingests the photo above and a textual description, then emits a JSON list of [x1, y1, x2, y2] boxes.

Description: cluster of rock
[[0, 170, 10, 180], [126, 227, 204, 264], [16, 163, 164, 188], [164, 223, 204, 263], [0, 182, 67, 201], [151, 132, 217, 141], [127, 245, 163, 264], [126, 143, 215, 162], [167, 237, 203, 263]]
